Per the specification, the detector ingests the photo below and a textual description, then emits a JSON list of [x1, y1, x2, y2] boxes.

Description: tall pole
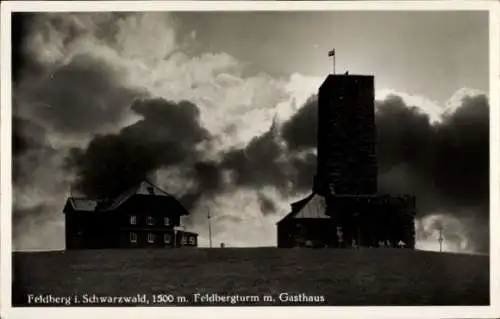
[[438, 226, 443, 252], [207, 207, 212, 248]]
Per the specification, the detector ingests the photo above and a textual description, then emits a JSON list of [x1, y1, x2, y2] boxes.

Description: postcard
[[1, 1, 499, 318]]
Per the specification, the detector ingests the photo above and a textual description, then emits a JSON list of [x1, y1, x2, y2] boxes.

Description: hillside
[[12, 248, 489, 306]]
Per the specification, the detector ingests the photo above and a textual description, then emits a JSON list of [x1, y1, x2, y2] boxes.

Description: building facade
[[63, 181, 198, 250], [277, 193, 337, 248], [326, 194, 416, 248], [314, 75, 377, 196], [279, 73, 416, 249]]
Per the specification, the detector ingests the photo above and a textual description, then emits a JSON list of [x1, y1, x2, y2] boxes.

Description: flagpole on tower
[[328, 49, 336, 74]]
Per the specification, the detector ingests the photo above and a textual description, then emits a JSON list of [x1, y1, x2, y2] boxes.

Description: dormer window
[[147, 216, 154, 225], [130, 215, 137, 225], [164, 217, 170, 226]]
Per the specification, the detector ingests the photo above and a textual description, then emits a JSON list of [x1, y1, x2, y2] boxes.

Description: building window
[[164, 217, 170, 226], [164, 233, 172, 244], [147, 186, 155, 195], [182, 236, 188, 245], [130, 232, 137, 243], [147, 216, 154, 225], [189, 236, 196, 245], [148, 233, 155, 243], [130, 215, 137, 225]]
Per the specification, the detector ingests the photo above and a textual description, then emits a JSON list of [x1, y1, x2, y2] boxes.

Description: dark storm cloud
[[220, 121, 289, 190], [67, 98, 211, 198], [19, 54, 144, 134], [375, 96, 434, 173], [13, 13, 148, 137], [434, 94, 489, 210], [376, 94, 489, 217], [192, 161, 225, 193], [281, 95, 317, 152], [177, 161, 225, 211], [12, 13, 38, 84], [257, 192, 277, 215], [289, 152, 317, 192], [12, 116, 57, 187], [12, 116, 47, 157]]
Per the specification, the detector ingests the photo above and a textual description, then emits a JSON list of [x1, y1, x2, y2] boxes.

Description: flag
[[328, 49, 335, 57]]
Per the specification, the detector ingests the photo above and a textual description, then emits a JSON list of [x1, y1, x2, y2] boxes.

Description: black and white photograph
[[1, 1, 499, 318]]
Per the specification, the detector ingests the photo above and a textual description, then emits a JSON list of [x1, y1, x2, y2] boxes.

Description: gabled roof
[[278, 192, 330, 224], [65, 180, 177, 213], [102, 180, 174, 211]]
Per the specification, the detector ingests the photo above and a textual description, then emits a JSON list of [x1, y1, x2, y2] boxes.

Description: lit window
[[189, 237, 196, 245], [148, 233, 155, 243], [130, 215, 136, 225], [147, 216, 154, 225], [130, 232, 137, 243], [164, 217, 170, 226], [164, 233, 172, 244]]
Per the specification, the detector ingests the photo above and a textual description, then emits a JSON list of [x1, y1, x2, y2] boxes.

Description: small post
[[207, 207, 212, 248], [438, 226, 444, 252]]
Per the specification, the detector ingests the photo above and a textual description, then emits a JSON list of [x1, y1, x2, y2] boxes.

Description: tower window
[[129, 232, 137, 243], [148, 233, 155, 243], [147, 216, 154, 225], [130, 215, 137, 225]]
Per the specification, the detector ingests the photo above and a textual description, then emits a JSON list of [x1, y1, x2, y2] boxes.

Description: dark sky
[[173, 11, 488, 104]]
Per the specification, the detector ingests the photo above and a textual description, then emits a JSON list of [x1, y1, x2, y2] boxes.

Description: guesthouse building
[[63, 181, 198, 250]]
